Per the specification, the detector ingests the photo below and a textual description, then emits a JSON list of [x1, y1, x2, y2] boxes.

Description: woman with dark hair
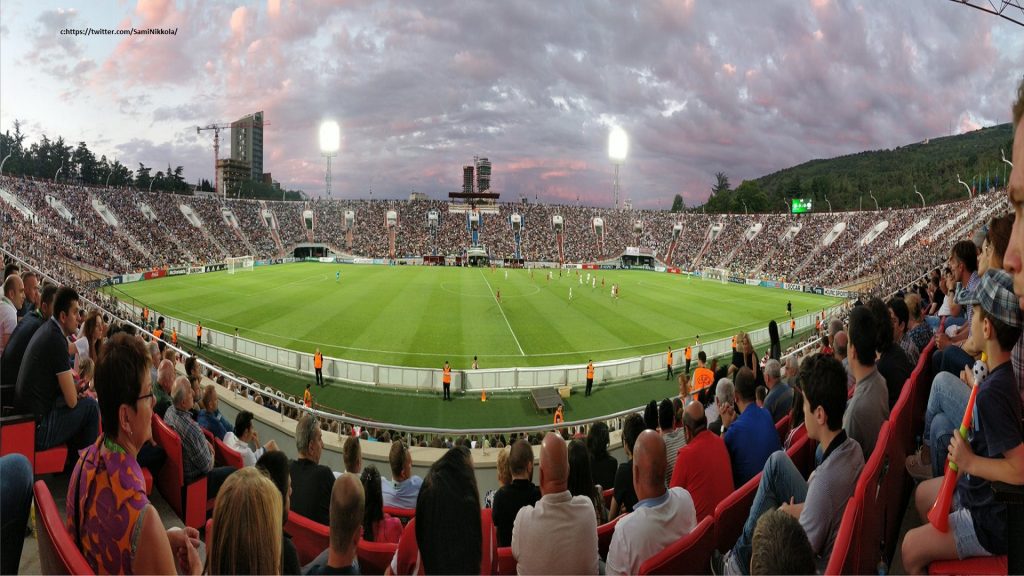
[[360, 465, 402, 543], [568, 439, 608, 525], [767, 320, 781, 360], [643, 400, 659, 430], [67, 333, 201, 575], [586, 422, 618, 490], [415, 447, 482, 575], [256, 450, 302, 575], [75, 309, 105, 368]]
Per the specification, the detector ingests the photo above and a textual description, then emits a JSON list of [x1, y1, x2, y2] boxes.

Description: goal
[[701, 267, 728, 284], [226, 256, 254, 274]]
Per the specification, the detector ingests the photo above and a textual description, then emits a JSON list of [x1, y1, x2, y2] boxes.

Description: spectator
[[223, 410, 279, 467], [484, 446, 512, 509], [721, 367, 780, 488], [832, 330, 854, 391], [713, 353, 864, 575], [0, 273, 24, 352], [381, 439, 423, 509], [607, 430, 697, 575], [18, 270, 39, 318], [609, 413, 645, 518], [207, 467, 283, 575], [749, 510, 816, 575], [659, 397, 686, 483], [512, 433, 599, 575], [0, 454, 34, 575], [416, 447, 482, 575], [15, 287, 99, 452], [307, 474, 365, 575], [901, 269, 1023, 574], [67, 332, 201, 575], [868, 298, 914, 409], [74, 309, 105, 369], [256, 450, 303, 575], [492, 438, 540, 546], [844, 305, 890, 460], [643, 399, 659, 430], [889, 296, 920, 362], [586, 421, 618, 491], [672, 400, 733, 520], [762, 358, 793, 423], [567, 438, 608, 525], [197, 384, 234, 440], [360, 465, 403, 543], [153, 359, 175, 418], [0, 281, 56, 390], [931, 241, 981, 375], [343, 435, 362, 474], [904, 293, 934, 357], [164, 376, 235, 498], [290, 413, 335, 526], [708, 378, 734, 436], [767, 320, 782, 360]]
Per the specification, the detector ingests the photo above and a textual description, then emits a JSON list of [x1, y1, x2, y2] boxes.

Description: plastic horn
[[927, 379, 981, 532]]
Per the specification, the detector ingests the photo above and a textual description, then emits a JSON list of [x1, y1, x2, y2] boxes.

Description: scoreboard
[[791, 198, 813, 214]]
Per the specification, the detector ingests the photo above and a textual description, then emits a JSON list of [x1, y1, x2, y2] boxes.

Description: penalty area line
[[479, 271, 526, 356]]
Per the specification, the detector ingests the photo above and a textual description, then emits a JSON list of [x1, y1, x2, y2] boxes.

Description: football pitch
[[106, 262, 843, 370]]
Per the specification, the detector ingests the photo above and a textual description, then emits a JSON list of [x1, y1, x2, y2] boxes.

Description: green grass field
[[106, 263, 842, 369]]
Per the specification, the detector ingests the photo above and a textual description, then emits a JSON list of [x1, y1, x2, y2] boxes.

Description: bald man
[[307, 473, 364, 575], [512, 432, 599, 575], [607, 430, 697, 575], [153, 359, 176, 418], [671, 401, 734, 521]]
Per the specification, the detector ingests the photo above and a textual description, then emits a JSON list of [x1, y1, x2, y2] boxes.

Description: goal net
[[701, 267, 728, 284], [226, 256, 254, 274]]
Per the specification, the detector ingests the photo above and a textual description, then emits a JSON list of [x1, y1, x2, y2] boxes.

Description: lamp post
[[782, 199, 789, 213], [914, 185, 926, 209], [105, 166, 114, 187], [741, 200, 748, 215], [319, 120, 340, 198], [54, 160, 64, 183], [956, 174, 972, 198], [0, 153, 11, 175], [824, 195, 832, 213], [608, 126, 628, 210], [869, 190, 879, 211], [149, 174, 156, 193]]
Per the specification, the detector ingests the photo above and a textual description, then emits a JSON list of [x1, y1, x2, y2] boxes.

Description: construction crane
[[196, 123, 231, 195]]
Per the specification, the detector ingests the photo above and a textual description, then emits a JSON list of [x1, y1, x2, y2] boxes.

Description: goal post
[[701, 267, 728, 284], [226, 256, 254, 274]]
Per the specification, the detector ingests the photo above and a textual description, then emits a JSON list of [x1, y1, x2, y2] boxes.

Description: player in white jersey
[[569, 287, 573, 301]]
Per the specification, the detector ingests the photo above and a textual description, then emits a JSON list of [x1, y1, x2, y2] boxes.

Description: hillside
[[701, 123, 1014, 213]]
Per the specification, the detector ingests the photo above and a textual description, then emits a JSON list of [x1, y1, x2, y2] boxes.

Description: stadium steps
[[259, 200, 286, 256], [789, 244, 824, 278]]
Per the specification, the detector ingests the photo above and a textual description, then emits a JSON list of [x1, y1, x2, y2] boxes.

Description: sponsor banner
[[353, 258, 374, 265], [121, 273, 143, 284], [371, 259, 386, 265], [581, 264, 598, 270], [205, 263, 226, 273], [824, 288, 854, 298], [654, 266, 666, 273], [783, 282, 803, 292], [142, 269, 166, 280], [624, 247, 640, 256], [745, 278, 760, 286], [109, 276, 123, 285], [728, 276, 745, 284], [318, 257, 335, 263], [167, 267, 188, 277], [282, 257, 297, 264], [189, 266, 205, 275], [254, 260, 268, 267], [599, 264, 618, 270], [760, 280, 782, 289], [802, 285, 825, 295], [666, 267, 682, 274]]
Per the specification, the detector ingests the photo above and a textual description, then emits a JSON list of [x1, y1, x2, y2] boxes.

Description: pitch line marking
[[478, 271, 526, 356]]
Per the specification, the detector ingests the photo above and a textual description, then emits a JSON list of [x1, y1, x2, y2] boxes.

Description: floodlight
[[319, 121, 340, 154], [608, 126, 628, 162]]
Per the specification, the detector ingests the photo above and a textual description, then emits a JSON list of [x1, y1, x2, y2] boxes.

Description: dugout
[[465, 245, 489, 267]]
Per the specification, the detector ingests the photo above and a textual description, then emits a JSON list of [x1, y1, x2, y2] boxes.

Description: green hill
[[701, 123, 1014, 213]]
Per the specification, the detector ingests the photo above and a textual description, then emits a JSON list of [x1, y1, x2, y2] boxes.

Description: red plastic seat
[[638, 515, 715, 575], [602, 487, 614, 510], [151, 414, 210, 530], [713, 471, 761, 554], [285, 510, 330, 566], [495, 546, 516, 576], [213, 437, 244, 469], [775, 414, 792, 447], [928, 556, 1008, 575], [34, 480, 95, 575], [481, 507, 495, 576], [786, 430, 816, 480], [0, 413, 70, 474], [825, 496, 860, 575], [383, 505, 416, 524], [598, 512, 627, 561], [852, 421, 890, 575], [357, 539, 399, 576]]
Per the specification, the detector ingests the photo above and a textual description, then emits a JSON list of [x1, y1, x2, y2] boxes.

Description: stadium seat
[[786, 431, 816, 480], [713, 471, 762, 554], [213, 437, 244, 469], [602, 487, 614, 510], [0, 413, 70, 475], [384, 505, 416, 524], [34, 480, 95, 575], [285, 510, 330, 566], [852, 421, 890, 575], [356, 539, 399, 576], [598, 512, 627, 561], [927, 556, 1007, 575], [909, 339, 936, 443], [638, 515, 715, 575], [495, 546, 517, 576], [774, 414, 792, 447], [825, 496, 860, 576], [150, 414, 210, 530], [481, 507, 495, 576]]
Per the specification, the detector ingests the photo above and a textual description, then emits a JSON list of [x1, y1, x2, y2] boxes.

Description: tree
[[670, 193, 684, 212], [72, 141, 99, 184], [712, 172, 731, 196], [135, 163, 152, 189]]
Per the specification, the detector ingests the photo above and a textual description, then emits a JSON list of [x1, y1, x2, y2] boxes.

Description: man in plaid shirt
[[164, 376, 234, 498]]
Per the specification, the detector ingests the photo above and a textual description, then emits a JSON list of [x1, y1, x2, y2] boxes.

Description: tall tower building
[[475, 157, 491, 193], [463, 165, 475, 194], [231, 111, 264, 182]]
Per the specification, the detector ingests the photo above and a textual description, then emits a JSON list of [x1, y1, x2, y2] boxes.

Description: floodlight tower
[[319, 120, 341, 197], [608, 126, 628, 209]]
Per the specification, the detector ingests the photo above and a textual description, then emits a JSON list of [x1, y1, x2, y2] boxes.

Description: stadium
[[2, 2, 1024, 576]]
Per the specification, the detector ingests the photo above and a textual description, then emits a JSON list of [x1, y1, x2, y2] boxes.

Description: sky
[[1, 1, 1022, 209]]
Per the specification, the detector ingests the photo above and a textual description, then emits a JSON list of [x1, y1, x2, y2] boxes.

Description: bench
[[531, 387, 562, 413]]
